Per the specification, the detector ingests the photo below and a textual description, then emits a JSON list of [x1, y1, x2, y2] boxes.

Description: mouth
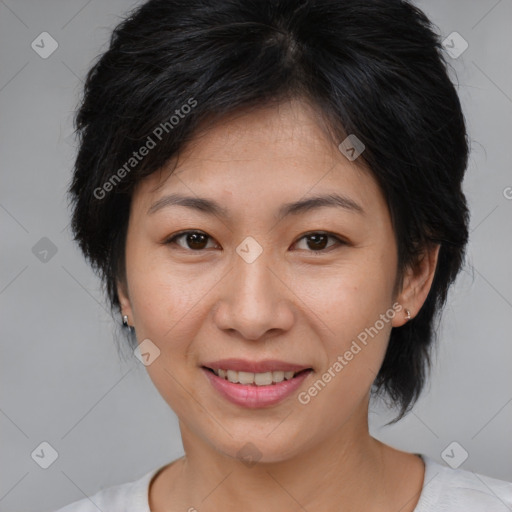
[[200, 359, 313, 408], [202, 367, 311, 386]]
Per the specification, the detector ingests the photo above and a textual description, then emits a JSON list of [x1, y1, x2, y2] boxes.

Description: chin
[[205, 425, 316, 466]]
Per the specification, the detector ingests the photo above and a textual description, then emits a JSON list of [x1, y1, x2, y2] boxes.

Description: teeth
[[238, 371, 254, 385], [272, 370, 285, 383], [227, 369, 238, 383], [212, 368, 301, 385], [254, 372, 273, 385]]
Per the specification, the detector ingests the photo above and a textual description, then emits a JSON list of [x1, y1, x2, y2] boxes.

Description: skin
[[118, 98, 440, 511]]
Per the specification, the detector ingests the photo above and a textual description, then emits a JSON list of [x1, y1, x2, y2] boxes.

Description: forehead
[[132, 99, 385, 218]]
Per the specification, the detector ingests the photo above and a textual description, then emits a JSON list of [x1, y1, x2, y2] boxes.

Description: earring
[[405, 309, 411, 321], [122, 315, 129, 327]]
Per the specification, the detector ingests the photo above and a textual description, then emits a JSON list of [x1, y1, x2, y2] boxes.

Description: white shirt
[[53, 455, 512, 511]]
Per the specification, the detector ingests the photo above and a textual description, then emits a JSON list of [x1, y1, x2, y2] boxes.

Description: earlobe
[[117, 278, 133, 326], [392, 243, 441, 328]]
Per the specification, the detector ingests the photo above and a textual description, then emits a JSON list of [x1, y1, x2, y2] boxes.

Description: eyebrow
[[147, 192, 364, 219]]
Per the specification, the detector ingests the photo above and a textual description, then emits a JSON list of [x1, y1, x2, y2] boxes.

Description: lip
[[201, 358, 310, 373], [202, 366, 312, 408]]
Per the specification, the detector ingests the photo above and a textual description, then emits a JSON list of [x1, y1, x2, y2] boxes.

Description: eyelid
[[163, 230, 219, 249], [291, 231, 347, 253]]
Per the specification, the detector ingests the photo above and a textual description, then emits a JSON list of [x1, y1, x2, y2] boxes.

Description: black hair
[[68, 0, 470, 421]]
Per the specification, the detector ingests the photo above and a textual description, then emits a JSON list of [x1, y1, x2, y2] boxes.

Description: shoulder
[[51, 466, 162, 512], [415, 455, 512, 512]]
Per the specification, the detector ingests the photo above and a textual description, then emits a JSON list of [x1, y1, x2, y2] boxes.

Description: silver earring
[[405, 309, 411, 321], [122, 315, 129, 327]]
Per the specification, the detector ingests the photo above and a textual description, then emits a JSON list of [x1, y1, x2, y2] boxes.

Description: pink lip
[[202, 358, 309, 373], [202, 367, 312, 408]]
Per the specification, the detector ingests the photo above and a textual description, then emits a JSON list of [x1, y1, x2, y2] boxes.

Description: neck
[[159, 407, 415, 511]]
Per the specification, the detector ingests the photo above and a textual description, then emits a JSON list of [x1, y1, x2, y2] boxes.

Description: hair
[[68, 0, 470, 422]]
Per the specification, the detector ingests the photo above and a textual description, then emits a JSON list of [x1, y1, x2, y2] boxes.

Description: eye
[[164, 230, 219, 251], [292, 232, 346, 253], [164, 230, 346, 253]]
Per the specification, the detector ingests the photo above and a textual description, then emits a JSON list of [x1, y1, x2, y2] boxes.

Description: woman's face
[[119, 99, 414, 463]]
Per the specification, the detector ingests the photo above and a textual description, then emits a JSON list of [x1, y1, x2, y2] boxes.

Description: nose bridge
[[214, 242, 294, 340], [235, 247, 274, 301]]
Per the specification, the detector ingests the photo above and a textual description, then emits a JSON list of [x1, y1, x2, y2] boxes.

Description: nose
[[212, 251, 295, 341]]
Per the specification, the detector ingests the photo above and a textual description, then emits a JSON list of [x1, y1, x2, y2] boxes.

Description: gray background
[[1, 1, 511, 510]]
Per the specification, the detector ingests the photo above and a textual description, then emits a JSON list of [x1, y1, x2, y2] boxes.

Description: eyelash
[[163, 230, 347, 254]]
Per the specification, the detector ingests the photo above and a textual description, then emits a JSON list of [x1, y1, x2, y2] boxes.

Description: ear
[[117, 278, 134, 326], [391, 243, 441, 327]]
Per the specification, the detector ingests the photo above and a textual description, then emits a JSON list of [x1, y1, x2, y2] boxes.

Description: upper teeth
[[213, 369, 297, 385]]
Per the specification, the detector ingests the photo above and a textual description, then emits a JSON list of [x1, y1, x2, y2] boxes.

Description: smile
[[201, 359, 313, 408], [207, 368, 301, 385]]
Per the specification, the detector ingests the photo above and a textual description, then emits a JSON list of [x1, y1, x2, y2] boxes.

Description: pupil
[[308, 234, 327, 250], [188, 233, 207, 250]]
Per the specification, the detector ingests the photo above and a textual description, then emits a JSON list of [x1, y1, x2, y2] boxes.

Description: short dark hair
[[69, 0, 470, 421]]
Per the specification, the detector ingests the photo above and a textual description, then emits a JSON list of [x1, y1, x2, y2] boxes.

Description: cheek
[[126, 257, 211, 415], [292, 251, 397, 412], [294, 252, 396, 338], [294, 268, 395, 424], [126, 244, 212, 338]]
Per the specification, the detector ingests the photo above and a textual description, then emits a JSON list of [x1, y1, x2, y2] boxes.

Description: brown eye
[[294, 232, 344, 253], [166, 231, 217, 251], [306, 233, 329, 250]]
